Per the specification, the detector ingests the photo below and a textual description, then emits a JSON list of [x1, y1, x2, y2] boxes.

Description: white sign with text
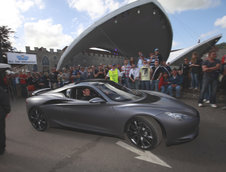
[[7, 52, 37, 64]]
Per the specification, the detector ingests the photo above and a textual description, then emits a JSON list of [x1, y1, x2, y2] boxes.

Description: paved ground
[[0, 97, 226, 172]]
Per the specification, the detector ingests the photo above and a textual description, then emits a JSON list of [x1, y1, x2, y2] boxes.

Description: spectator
[[5, 73, 14, 99], [117, 64, 121, 72], [87, 67, 94, 79], [62, 68, 70, 85], [71, 66, 80, 83], [0, 82, 11, 155], [106, 64, 122, 84], [180, 58, 190, 89], [49, 68, 58, 89], [137, 51, 147, 68], [19, 71, 28, 98], [27, 72, 35, 97], [151, 60, 163, 91], [15, 73, 20, 96], [11, 73, 17, 98], [167, 69, 182, 98], [121, 59, 131, 88], [198, 50, 221, 108], [189, 52, 201, 90], [79, 67, 88, 81], [94, 65, 105, 79], [129, 64, 140, 89], [162, 61, 172, 77], [139, 60, 151, 90], [154, 48, 163, 64], [57, 71, 64, 87], [129, 57, 135, 65], [221, 55, 226, 65], [159, 72, 169, 93], [148, 52, 157, 67]]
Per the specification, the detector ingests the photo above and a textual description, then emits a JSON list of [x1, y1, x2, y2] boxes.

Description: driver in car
[[80, 88, 92, 101]]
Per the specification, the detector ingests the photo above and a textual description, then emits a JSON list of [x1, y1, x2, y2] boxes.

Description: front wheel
[[28, 107, 49, 131], [125, 116, 162, 150]]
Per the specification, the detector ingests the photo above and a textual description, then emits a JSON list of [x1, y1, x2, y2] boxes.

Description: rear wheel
[[125, 116, 162, 150], [28, 107, 49, 131]]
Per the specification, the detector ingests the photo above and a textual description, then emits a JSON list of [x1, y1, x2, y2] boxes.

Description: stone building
[[64, 50, 126, 68], [25, 46, 64, 73], [24, 46, 126, 73]]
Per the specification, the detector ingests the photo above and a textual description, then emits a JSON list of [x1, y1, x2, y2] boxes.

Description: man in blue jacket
[[167, 69, 183, 98]]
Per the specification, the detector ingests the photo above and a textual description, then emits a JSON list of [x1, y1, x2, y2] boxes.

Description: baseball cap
[[154, 48, 159, 52]]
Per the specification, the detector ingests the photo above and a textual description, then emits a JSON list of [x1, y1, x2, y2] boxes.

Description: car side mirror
[[89, 97, 106, 104]]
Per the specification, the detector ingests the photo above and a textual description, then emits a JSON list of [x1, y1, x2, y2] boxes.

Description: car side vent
[[44, 100, 69, 105]]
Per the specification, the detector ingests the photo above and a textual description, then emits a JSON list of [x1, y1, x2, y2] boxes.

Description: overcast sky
[[0, 0, 225, 52]]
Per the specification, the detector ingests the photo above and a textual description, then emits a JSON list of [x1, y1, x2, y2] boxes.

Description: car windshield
[[94, 82, 144, 102]]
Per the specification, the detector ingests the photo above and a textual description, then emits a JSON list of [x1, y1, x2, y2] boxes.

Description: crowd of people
[[1, 48, 226, 109]]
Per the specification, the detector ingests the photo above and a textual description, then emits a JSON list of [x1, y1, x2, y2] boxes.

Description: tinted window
[[94, 82, 144, 102]]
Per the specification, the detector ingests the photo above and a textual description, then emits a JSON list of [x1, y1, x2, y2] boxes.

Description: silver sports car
[[26, 80, 200, 150]]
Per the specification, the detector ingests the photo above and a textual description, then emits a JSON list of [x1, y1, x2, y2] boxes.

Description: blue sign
[[17, 55, 29, 61]]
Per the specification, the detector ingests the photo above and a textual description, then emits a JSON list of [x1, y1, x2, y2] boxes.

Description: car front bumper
[[156, 111, 200, 145]]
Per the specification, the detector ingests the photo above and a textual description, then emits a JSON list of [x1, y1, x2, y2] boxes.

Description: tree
[[216, 42, 226, 49], [0, 26, 15, 63]]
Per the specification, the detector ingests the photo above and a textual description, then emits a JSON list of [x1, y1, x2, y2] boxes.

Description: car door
[[57, 86, 117, 134]]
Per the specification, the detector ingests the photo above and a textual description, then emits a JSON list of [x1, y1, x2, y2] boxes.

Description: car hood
[[134, 91, 198, 116]]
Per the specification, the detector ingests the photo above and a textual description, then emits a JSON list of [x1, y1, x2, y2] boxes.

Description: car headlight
[[165, 112, 193, 120]]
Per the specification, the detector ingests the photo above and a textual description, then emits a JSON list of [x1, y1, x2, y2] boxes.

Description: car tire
[[125, 116, 162, 150], [28, 107, 49, 131]]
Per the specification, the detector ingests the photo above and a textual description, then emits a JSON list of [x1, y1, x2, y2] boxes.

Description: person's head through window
[[83, 88, 90, 97]]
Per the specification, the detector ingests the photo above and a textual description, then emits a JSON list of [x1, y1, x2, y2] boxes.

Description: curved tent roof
[[167, 34, 222, 65], [57, 0, 173, 70]]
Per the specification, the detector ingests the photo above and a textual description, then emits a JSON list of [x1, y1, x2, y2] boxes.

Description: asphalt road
[[0, 98, 226, 172]]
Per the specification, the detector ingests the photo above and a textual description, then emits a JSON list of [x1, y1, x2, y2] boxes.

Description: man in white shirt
[[121, 59, 131, 88], [137, 51, 147, 69], [129, 64, 140, 89]]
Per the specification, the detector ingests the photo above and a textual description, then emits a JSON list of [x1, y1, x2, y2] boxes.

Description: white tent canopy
[[167, 34, 222, 65], [0, 63, 11, 69], [57, 0, 173, 70]]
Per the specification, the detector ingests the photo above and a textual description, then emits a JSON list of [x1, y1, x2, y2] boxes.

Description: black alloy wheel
[[126, 116, 162, 150], [28, 107, 48, 131]]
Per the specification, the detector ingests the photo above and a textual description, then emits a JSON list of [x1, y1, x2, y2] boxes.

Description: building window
[[42, 56, 49, 66], [33, 65, 38, 72]]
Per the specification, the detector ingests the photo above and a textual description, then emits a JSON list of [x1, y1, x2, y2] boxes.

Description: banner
[[7, 52, 37, 64]]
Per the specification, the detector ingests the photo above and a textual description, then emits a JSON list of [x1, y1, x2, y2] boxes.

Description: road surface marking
[[116, 141, 172, 168]]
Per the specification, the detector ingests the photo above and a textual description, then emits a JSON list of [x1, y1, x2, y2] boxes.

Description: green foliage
[[0, 26, 15, 63], [216, 42, 226, 49], [0, 26, 15, 52]]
